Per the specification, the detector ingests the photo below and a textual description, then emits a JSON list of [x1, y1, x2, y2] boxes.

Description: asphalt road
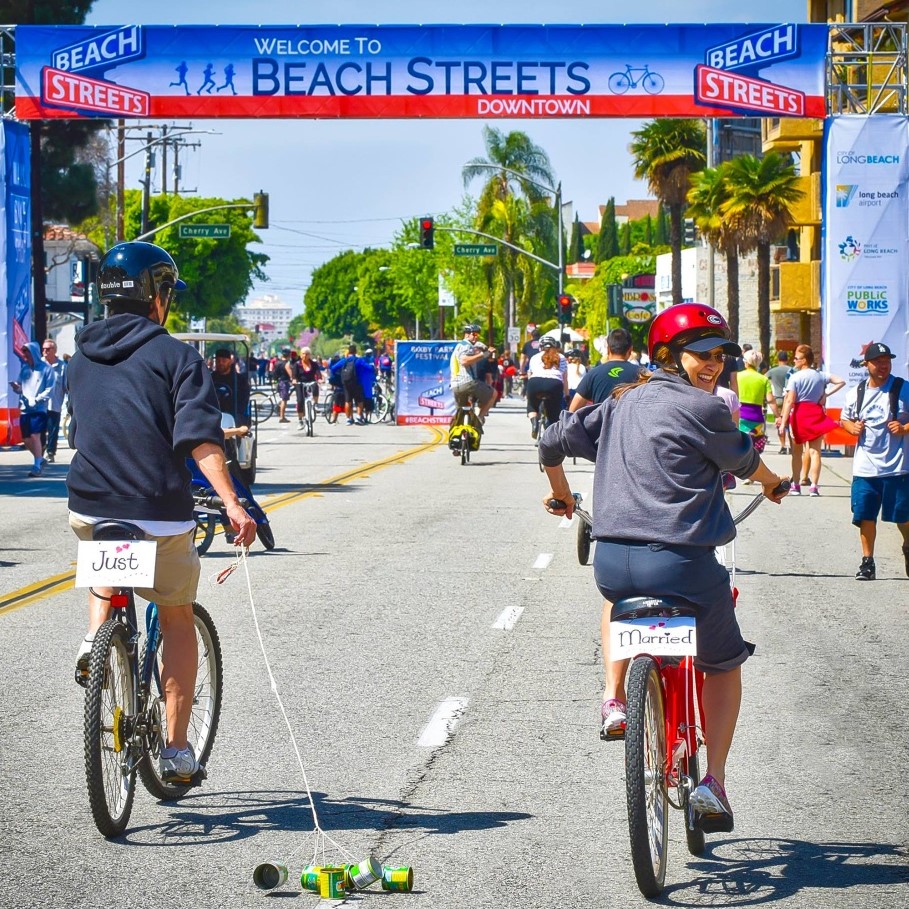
[[1, 395, 907, 908]]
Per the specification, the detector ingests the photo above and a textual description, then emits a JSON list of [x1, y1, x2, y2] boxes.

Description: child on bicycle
[[539, 304, 788, 832]]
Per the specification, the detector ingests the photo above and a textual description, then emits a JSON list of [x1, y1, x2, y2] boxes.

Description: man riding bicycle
[[66, 241, 256, 782], [449, 323, 497, 433]]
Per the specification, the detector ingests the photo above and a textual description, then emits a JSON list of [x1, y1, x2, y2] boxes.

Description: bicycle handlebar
[[193, 493, 251, 511]]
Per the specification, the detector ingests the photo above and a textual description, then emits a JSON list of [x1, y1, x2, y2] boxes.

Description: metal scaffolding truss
[[828, 22, 909, 115], [1, 26, 15, 120]]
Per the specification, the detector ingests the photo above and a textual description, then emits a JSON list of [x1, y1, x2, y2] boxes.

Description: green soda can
[[381, 865, 414, 892], [344, 856, 382, 890], [318, 866, 347, 899], [300, 865, 323, 892]]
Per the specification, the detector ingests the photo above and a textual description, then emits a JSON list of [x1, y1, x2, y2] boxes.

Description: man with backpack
[[839, 342, 909, 580], [331, 343, 366, 425]]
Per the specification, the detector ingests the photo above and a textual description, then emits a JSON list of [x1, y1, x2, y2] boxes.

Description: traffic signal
[[419, 216, 434, 249], [683, 218, 696, 246], [253, 191, 269, 229], [557, 293, 575, 324]]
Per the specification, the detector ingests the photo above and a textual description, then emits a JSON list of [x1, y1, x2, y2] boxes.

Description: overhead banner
[[822, 116, 909, 404], [394, 340, 457, 425], [0, 120, 31, 447], [15, 23, 827, 120]]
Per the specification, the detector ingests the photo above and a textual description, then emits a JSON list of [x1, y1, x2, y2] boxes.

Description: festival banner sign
[[15, 23, 827, 120], [0, 120, 31, 446], [394, 340, 457, 425], [822, 116, 909, 404]]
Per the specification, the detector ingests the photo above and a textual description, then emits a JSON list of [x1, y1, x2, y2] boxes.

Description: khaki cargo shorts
[[69, 514, 201, 606]]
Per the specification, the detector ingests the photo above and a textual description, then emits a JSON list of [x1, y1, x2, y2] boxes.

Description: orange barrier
[[0, 408, 22, 447], [822, 407, 856, 454]]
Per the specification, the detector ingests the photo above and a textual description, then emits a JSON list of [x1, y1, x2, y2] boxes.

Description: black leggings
[[526, 377, 564, 425]]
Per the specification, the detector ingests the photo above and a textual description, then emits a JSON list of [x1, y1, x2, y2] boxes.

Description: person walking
[[41, 338, 67, 463], [777, 344, 845, 496], [839, 342, 909, 581], [766, 351, 793, 453], [736, 348, 780, 459], [11, 341, 55, 477], [569, 327, 643, 412]]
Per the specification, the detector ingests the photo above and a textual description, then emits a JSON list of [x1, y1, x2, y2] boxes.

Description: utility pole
[[116, 120, 125, 242], [161, 124, 168, 195], [141, 130, 152, 236]]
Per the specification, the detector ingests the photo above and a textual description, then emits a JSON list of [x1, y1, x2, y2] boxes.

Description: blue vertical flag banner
[[14, 23, 827, 120], [394, 340, 457, 425], [822, 116, 909, 403], [0, 120, 32, 446]]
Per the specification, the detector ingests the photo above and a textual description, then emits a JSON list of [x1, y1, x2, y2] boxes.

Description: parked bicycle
[[79, 521, 222, 837], [607, 63, 665, 95]]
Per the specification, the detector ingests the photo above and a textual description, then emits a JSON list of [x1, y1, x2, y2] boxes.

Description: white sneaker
[[600, 698, 627, 738], [159, 743, 199, 781]]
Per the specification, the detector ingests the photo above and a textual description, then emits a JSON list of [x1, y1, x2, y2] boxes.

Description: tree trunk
[[30, 121, 47, 343], [757, 241, 771, 362], [669, 203, 683, 306], [725, 245, 740, 342]]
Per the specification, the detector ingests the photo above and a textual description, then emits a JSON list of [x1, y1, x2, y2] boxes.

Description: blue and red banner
[[0, 120, 31, 446], [394, 341, 457, 425], [15, 23, 828, 120]]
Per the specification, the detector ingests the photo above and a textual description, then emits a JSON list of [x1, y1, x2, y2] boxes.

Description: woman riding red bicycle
[[539, 303, 788, 832]]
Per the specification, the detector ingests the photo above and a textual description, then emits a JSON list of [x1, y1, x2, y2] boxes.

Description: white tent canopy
[[541, 327, 585, 343]]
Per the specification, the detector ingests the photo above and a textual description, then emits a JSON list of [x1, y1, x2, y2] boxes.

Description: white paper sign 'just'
[[75, 540, 158, 589]]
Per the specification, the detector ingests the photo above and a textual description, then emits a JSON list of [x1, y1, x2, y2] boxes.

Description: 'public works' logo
[[839, 236, 862, 261], [836, 184, 858, 207]]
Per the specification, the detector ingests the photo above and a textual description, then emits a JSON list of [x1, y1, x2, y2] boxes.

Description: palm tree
[[463, 127, 557, 333], [630, 119, 706, 305], [721, 153, 803, 359], [687, 162, 745, 340]]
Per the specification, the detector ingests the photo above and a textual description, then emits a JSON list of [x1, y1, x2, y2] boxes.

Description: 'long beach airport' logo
[[836, 185, 858, 207]]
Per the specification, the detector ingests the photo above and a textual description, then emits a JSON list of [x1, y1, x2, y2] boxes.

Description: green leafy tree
[[630, 119, 706, 306], [568, 214, 585, 264], [304, 249, 371, 340], [721, 153, 802, 359], [654, 203, 669, 246], [596, 197, 619, 263]]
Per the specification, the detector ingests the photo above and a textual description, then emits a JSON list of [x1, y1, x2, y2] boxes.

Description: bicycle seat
[[610, 596, 697, 622], [91, 520, 147, 542]]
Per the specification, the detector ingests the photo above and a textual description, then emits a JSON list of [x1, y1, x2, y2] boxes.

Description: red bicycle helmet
[[647, 303, 741, 361]]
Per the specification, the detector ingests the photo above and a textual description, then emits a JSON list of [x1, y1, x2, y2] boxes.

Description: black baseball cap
[[863, 342, 896, 362], [214, 348, 232, 358]]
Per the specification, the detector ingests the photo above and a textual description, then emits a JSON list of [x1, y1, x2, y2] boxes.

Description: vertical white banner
[[823, 116, 909, 404]]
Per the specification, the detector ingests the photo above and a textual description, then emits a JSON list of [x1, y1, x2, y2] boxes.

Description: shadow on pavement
[[661, 836, 909, 906], [119, 789, 533, 847]]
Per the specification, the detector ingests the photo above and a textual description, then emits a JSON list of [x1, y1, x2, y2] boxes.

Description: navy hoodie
[[66, 314, 224, 521]]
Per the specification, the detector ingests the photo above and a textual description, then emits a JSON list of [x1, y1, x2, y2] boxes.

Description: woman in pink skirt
[[777, 343, 845, 496]]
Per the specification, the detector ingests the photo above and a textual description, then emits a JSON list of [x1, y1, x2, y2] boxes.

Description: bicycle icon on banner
[[608, 64, 665, 95]]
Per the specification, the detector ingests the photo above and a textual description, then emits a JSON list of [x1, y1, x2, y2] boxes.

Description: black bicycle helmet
[[462, 323, 481, 334], [539, 336, 560, 349], [97, 241, 186, 313]]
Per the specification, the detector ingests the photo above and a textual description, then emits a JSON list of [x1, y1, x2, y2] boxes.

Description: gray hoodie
[[539, 369, 759, 547], [16, 341, 54, 414]]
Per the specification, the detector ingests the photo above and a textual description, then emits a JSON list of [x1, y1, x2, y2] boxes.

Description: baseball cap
[[214, 348, 232, 358], [863, 341, 896, 362]]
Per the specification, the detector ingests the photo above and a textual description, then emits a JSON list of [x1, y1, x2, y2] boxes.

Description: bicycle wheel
[[374, 393, 390, 422], [625, 656, 669, 898], [138, 602, 223, 800], [250, 391, 275, 424], [305, 399, 315, 437], [460, 429, 470, 465], [194, 513, 217, 556], [683, 750, 706, 856], [608, 71, 632, 94], [576, 514, 592, 565], [256, 522, 276, 551], [84, 619, 137, 837], [642, 72, 665, 94]]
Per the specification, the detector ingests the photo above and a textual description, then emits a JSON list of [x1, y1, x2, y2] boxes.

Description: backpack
[[341, 357, 358, 384], [855, 376, 904, 421]]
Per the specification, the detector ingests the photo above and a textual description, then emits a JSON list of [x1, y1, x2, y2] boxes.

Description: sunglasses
[[685, 349, 725, 363]]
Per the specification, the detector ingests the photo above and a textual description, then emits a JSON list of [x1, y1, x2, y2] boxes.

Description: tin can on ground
[[318, 866, 347, 899], [300, 865, 324, 892], [344, 855, 382, 890], [253, 860, 288, 891], [381, 865, 414, 892]]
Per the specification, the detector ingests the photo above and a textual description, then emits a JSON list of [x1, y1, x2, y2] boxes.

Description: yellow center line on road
[[0, 427, 445, 617]]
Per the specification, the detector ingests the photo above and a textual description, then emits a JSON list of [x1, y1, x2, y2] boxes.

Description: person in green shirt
[[736, 349, 780, 458]]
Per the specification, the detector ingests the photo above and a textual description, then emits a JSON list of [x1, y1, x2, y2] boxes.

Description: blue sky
[[86, 1, 806, 310]]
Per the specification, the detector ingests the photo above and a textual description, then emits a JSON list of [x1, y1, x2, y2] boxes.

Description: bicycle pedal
[[74, 668, 89, 689], [600, 727, 626, 742], [695, 812, 734, 834]]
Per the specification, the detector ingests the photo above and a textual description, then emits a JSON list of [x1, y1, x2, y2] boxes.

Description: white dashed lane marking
[[417, 697, 469, 748], [492, 606, 525, 630]]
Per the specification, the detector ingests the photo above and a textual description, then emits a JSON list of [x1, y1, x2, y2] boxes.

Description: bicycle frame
[[657, 655, 704, 806]]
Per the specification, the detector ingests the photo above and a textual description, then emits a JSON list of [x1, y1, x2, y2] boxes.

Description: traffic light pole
[[435, 226, 559, 272], [133, 201, 259, 242]]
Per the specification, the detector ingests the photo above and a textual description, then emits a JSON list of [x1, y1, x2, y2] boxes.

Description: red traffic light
[[420, 216, 435, 250]]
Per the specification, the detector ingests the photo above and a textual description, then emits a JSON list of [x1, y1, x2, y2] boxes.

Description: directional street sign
[[178, 224, 231, 239], [454, 243, 498, 256]]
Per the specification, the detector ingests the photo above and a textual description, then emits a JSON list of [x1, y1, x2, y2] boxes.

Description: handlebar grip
[[547, 498, 567, 510], [772, 479, 791, 496]]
